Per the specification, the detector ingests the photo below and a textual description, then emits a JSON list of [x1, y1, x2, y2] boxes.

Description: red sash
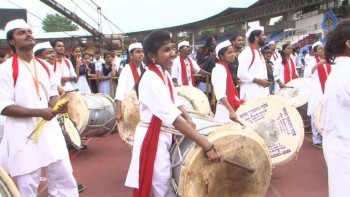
[[54, 58, 70, 72], [133, 64, 174, 197], [284, 57, 297, 84], [129, 61, 140, 84], [179, 55, 194, 86], [315, 57, 332, 93], [272, 51, 278, 61], [248, 44, 262, 70], [218, 60, 244, 110]]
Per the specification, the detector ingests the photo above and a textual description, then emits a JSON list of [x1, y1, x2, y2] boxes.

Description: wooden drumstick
[[64, 89, 79, 93], [284, 86, 294, 89], [223, 159, 255, 173]]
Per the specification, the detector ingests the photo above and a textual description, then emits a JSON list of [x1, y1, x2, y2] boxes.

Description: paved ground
[[38, 132, 328, 197]]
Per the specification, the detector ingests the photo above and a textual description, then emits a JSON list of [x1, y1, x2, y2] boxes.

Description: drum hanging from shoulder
[[62, 92, 117, 137], [314, 102, 324, 136], [176, 86, 213, 116], [57, 114, 82, 150], [278, 78, 311, 132], [236, 95, 304, 167], [171, 114, 272, 197]]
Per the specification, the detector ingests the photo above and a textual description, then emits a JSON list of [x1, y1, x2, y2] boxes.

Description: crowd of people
[[0, 17, 349, 197]]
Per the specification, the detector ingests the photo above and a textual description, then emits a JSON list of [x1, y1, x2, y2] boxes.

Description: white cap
[[215, 40, 232, 59], [312, 41, 323, 50], [268, 40, 275, 45], [178, 41, 190, 50], [246, 26, 264, 38], [33, 41, 53, 55], [128, 42, 143, 52], [4, 19, 31, 36]]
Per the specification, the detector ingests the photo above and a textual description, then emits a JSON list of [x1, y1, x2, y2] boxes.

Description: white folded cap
[[33, 41, 53, 55], [312, 41, 323, 50], [215, 40, 232, 59], [178, 41, 190, 50], [246, 26, 264, 37], [4, 19, 31, 35], [268, 40, 275, 45], [128, 42, 143, 52]]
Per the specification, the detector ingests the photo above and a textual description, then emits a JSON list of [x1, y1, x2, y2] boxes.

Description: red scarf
[[54, 58, 70, 72], [315, 57, 331, 93], [284, 57, 297, 84], [133, 64, 174, 197], [272, 51, 278, 61], [179, 55, 194, 86], [129, 61, 140, 84], [218, 60, 244, 110]]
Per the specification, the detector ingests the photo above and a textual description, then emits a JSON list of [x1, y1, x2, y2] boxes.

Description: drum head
[[61, 92, 89, 134], [119, 90, 139, 147], [62, 117, 82, 149], [314, 102, 324, 136], [0, 167, 21, 197], [176, 86, 213, 116], [172, 125, 271, 197], [236, 95, 304, 167], [278, 78, 311, 107]]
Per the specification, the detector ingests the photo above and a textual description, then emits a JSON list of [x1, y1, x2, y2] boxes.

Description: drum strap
[[129, 61, 140, 84], [179, 55, 195, 86], [284, 57, 297, 84], [133, 64, 174, 197], [315, 57, 332, 93]]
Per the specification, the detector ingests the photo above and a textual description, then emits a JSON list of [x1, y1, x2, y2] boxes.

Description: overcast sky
[[2, 0, 258, 34]]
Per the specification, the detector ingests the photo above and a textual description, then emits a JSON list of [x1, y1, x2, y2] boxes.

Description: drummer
[[212, 40, 243, 123], [125, 30, 220, 197], [304, 41, 331, 148], [115, 43, 145, 122], [273, 43, 299, 94]]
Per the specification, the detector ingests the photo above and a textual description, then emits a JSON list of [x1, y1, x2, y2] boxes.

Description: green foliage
[[200, 28, 215, 36], [224, 25, 236, 33], [42, 14, 79, 32]]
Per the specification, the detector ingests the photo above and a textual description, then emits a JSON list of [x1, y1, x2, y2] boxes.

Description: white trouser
[[311, 115, 322, 144], [16, 157, 78, 197]]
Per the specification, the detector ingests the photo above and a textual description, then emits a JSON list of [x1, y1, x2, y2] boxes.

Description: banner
[[321, 9, 338, 31]]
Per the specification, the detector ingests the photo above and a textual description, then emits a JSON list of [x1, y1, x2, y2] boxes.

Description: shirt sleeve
[[115, 65, 129, 101], [0, 62, 16, 113], [212, 64, 227, 100], [66, 58, 77, 77], [171, 57, 180, 81], [237, 49, 255, 83], [273, 58, 282, 81]]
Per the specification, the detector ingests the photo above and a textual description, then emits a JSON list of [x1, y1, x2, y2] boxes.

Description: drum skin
[[171, 121, 271, 197], [58, 115, 82, 150], [236, 95, 304, 167], [62, 92, 117, 137]]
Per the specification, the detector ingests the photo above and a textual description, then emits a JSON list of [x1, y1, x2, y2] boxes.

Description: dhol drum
[[57, 114, 82, 150], [0, 167, 21, 197], [175, 86, 213, 116], [236, 95, 304, 167], [171, 113, 272, 197], [314, 102, 324, 136], [278, 78, 312, 132], [62, 92, 117, 137]]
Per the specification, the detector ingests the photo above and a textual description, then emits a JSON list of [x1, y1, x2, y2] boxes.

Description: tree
[[224, 25, 236, 33], [42, 14, 79, 32], [200, 28, 215, 36]]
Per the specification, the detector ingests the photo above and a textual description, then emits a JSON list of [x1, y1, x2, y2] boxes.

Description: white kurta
[[57, 58, 77, 91], [273, 57, 298, 94], [0, 57, 68, 176], [114, 64, 141, 101], [322, 56, 350, 197], [171, 56, 201, 86], [125, 65, 182, 189], [212, 63, 231, 123], [72, 73, 91, 94], [237, 46, 269, 101], [270, 51, 280, 66]]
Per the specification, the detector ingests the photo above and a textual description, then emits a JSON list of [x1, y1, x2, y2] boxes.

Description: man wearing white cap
[[0, 19, 78, 196], [268, 40, 280, 65], [115, 43, 145, 122], [237, 26, 270, 101], [304, 41, 331, 148], [171, 41, 210, 86]]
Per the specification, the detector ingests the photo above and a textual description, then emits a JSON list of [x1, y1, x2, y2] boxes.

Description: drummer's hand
[[254, 78, 271, 88], [229, 110, 237, 121], [205, 145, 221, 162], [58, 87, 65, 97], [40, 108, 57, 120], [186, 118, 196, 130], [56, 101, 69, 114], [279, 82, 286, 89]]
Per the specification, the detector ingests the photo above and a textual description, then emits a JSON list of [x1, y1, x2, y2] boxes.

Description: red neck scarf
[[133, 64, 174, 197], [129, 61, 141, 84], [284, 57, 297, 84], [54, 58, 70, 72], [315, 57, 332, 93], [218, 60, 244, 110], [272, 51, 278, 61], [179, 55, 194, 86]]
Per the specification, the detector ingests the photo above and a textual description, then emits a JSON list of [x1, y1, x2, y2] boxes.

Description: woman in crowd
[[97, 51, 116, 96], [70, 45, 91, 93]]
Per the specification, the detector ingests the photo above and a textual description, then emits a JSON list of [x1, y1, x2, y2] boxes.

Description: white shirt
[[0, 57, 68, 176], [115, 64, 141, 101], [270, 51, 280, 66], [56, 58, 77, 91], [171, 55, 201, 86], [237, 46, 269, 101], [273, 57, 298, 94]]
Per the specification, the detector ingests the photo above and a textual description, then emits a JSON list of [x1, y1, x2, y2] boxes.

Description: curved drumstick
[[284, 86, 294, 89], [223, 159, 255, 173]]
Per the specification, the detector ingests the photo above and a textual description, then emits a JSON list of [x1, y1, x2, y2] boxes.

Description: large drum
[[0, 167, 20, 197], [171, 114, 272, 197], [175, 86, 213, 116], [62, 92, 117, 137], [57, 114, 83, 150], [314, 102, 324, 136], [278, 78, 311, 132], [236, 95, 304, 167]]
